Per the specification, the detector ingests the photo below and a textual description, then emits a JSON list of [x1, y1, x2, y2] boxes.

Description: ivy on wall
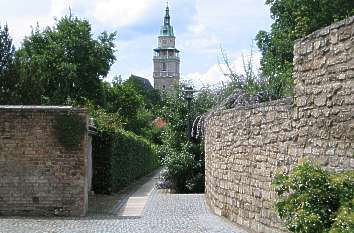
[[53, 112, 86, 149]]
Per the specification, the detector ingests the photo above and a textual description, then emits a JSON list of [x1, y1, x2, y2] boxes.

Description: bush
[[160, 143, 205, 193], [330, 171, 354, 233], [92, 129, 160, 194], [273, 161, 354, 233], [330, 202, 354, 233]]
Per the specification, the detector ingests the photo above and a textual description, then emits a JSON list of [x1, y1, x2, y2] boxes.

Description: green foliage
[[126, 108, 155, 138], [110, 130, 159, 191], [256, 0, 354, 99], [161, 144, 195, 193], [193, 89, 217, 115], [124, 75, 162, 109], [104, 81, 144, 121], [92, 132, 113, 194], [101, 79, 161, 142], [15, 14, 116, 105], [330, 200, 354, 233], [0, 24, 19, 104], [157, 87, 189, 140], [331, 171, 354, 205], [273, 161, 354, 233], [92, 130, 160, 194], [154, 84, 209, 193], [160, 142, 204, 193], [53, 112, 86, 149], [87, 103, 123, 134], [218, 47, 274, 104]]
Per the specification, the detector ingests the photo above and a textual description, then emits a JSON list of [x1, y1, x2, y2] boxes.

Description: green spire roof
[[160, 4, 174, 36]]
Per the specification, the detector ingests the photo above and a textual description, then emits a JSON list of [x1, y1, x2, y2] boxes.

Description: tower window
[[162, 63, 167, 71]]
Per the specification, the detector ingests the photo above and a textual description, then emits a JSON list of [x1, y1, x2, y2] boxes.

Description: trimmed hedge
[[92, 129, 160, 194]]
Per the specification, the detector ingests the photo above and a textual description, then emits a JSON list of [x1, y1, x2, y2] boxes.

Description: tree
[[256, 0, 354, 99], [104, 81, 144, 121], [16, 14, 116, 105], [124, 75, 161, 109], [0, 24, 18, 104]]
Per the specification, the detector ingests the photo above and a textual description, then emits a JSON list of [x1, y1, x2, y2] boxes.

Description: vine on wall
[[54, 112, 86, 149]]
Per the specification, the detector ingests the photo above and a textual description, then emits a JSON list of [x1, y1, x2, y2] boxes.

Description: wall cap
[[294, 15, 354, 45], [0, 105, 87, 113]]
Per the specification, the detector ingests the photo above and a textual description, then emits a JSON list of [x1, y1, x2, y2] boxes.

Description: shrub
[[330, 171, 354, 233], [330, 201, 354, 233], [273, 161, 354, 233], [160, 143, 205, 193], [92, 129, 160, 194]]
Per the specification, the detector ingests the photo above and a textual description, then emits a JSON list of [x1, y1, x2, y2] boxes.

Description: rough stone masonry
[[0, 106, 89, 216], [205, 16, 354, 233]]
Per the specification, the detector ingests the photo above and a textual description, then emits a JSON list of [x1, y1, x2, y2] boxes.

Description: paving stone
[[0, 188, 246, 233]]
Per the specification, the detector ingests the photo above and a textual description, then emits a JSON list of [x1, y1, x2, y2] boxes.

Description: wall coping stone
[[206, 97, 293, 120], [295, 15, 354, 44], [0, 105, 86, 113]]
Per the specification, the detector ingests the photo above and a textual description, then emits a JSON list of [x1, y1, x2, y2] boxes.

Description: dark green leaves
[[0, 24, 18, 104], [15, 15, 116, 105], [257, 0, 354, 99], [53, 112, 86, 149], [273, 161, 354, 233]]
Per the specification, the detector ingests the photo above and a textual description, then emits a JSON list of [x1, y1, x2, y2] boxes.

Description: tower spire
[[164, 2, 170, 26]]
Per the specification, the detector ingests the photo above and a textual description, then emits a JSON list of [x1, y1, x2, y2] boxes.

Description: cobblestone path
[[0, 174, 246, 233]]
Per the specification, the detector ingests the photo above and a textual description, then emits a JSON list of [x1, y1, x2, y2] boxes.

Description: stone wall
[[0, 106, 89, 216], [293, 16, 354, 169], [205, 16, 354, 233]]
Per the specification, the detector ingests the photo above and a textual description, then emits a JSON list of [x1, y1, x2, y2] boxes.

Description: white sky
[[0, 0, 273, 88]]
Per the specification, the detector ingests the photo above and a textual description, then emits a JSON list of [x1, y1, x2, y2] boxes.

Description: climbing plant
[[53, 112, 86, 149]]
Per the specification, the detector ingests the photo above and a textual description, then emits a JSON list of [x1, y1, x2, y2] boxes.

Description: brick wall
[[205, 16, 354, 233], [0, 106, 89, 216]]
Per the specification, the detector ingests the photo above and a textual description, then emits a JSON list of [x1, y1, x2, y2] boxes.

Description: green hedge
[[92, 130, 160, 194]]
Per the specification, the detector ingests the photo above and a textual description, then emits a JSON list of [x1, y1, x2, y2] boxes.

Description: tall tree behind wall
[[16, 15, 116, 105], [0, 24, 18, 104], [256, 0, 354, 99]]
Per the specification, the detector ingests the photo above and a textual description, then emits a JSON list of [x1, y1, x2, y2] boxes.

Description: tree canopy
[[124, 75, 161, 109], [16, 15, 116, 105], [256, 0, 354, 99]]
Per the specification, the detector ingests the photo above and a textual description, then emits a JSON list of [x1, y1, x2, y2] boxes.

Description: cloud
[[1, 0, 81, 46], [186, 50, 262, 89], [93, 0, 160, 27], [186, 64, 226, 88], [50, 0, 73, 17], [179, 33, 219, 55], [0, 0, 272, 88]]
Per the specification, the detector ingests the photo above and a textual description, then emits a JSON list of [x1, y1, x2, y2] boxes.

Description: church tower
[[153, 4, 180, 93]]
